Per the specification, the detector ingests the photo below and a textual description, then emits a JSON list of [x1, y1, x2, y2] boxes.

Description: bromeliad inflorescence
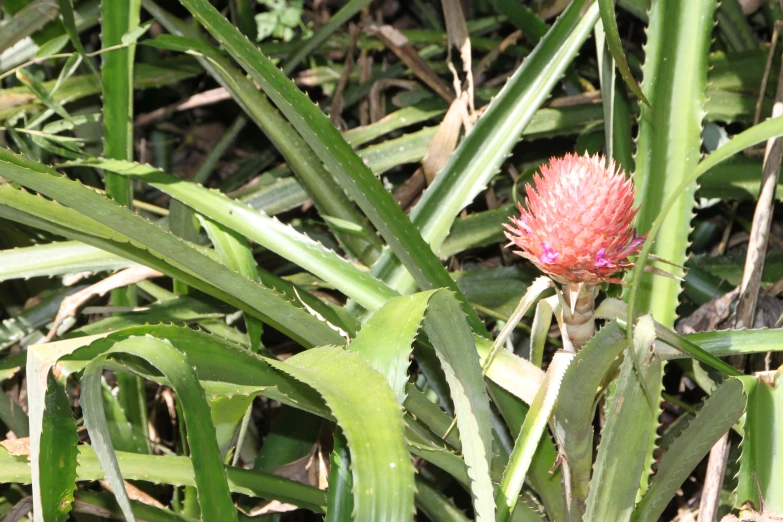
[[489, 153, 645, 359]]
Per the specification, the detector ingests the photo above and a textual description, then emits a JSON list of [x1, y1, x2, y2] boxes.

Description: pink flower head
[[504, 153, 645, 284]]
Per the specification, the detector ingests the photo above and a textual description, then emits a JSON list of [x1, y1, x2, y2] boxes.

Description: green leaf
[[552, 322, 627, 520], [0, 441, 326, 511], [736, 371, 783, 515], [16, 69, 74, 123], [440, 205, 515, 259], [68, 158, 397, 311], [716, 0, 756, 52], [268, 346, 415, 522], [415, 477, 471, 522], [0, 390, 29, 437], [176, 0, 486, 334], [74, 491, 195, 522], [326, 427, 354, 522], [197, 216, 263, 352], [597, 0, 650, 107], [420, 291, 496, 522], [629, 0, 718, 328], [34, 34, 70, 59], [209, 394, 255, 460], [584, 316, 662, 522], [280, 0, 372, 75], [632, 378, 748, 522], [121, 19, 153, 44], [348, 293, 430, 404], [70, 294, 226, 337], [353, 290, 496, 521], [254, 405, 321, 472], [101, 0, 141, 208], [0, 153, 345, 348], [80, 356, 138, 522], [0, 241, 136, 281], [58, 0, 101, 80], [496, 352, 571, 522], [85, 336, 239, 521], [488, 0, 548, 42], [629, 114, 783, 332], [1, 56, 201, 121], [37, 373, 79, 522]]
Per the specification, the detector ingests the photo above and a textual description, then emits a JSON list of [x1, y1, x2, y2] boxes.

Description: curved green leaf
[[268, 346, 415, 522], [349, 293, 430, 404], [597, 0, 649, 107], [87, 336, 239, 521], [80, 357, 137, 522]]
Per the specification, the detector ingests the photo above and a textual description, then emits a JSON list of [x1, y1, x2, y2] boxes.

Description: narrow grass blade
[[101, 0, 140, 208], [597, 0, 649, 107], [281, 0, 373, 74]]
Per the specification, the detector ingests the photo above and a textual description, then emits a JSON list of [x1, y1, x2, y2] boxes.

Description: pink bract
[[504, 153, 645, 284]]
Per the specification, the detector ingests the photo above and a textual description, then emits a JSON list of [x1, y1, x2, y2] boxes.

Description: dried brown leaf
[[364, 24, 454, 103]]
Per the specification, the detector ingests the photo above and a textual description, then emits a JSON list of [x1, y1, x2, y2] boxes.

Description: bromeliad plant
[[3, 0, 783, 522], [503, 153, 644, 349]]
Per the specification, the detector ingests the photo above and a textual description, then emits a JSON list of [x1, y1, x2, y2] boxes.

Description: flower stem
[[562, 284, 599, 350]]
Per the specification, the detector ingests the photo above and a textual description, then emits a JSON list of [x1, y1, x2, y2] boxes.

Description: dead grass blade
[[364, 24, 455, 103], [441, 0, 474, 113]]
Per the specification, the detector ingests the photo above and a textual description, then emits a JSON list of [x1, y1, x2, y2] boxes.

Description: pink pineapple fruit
[[504, 152, 645, 347]]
